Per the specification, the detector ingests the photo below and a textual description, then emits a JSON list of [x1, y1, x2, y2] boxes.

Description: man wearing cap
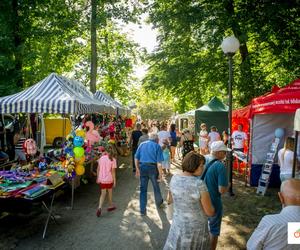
[[202, 141, 229, 250], [135, 132, 164, 216]]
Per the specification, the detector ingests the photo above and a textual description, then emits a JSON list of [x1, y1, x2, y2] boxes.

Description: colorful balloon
[[73, 136, 84, 147], [275, 128, 285, 138], [76, 129, 86, 138], [75, 156, 85, 164], [73, 147, 85, 158], [75, 164, 85, 175]]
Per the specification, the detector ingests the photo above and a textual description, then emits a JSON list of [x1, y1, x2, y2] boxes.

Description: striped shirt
[[247, 206, 300, 250], [15, 137, 26, 150]]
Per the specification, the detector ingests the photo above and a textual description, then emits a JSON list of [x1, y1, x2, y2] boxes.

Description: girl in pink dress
[[96, 146, 117, 217]]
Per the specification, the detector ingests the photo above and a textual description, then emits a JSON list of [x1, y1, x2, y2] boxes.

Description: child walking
[[162, 140, 171, 175], [96, 146, 117, 217]]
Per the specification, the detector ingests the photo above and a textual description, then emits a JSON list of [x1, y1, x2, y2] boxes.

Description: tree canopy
[[143, 0, 300, 112], [0, 0, 144, 104], [0, 0, 299, 119]]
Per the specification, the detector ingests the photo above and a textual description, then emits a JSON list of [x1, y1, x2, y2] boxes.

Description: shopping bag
[[166, 203, 173, 220]]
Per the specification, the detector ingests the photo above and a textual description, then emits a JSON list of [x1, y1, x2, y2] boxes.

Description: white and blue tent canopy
[[94, 90, 130, 116], [0, 73, 109, 114]]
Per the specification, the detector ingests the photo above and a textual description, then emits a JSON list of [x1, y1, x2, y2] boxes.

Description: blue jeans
[[280, 173, 292, 182], [139, 165, 163, 214]]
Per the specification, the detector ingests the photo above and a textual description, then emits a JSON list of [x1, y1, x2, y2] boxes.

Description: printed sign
[[288, 222, 300, 244]]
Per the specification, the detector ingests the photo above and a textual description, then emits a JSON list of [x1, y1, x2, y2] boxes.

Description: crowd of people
[[127, 121, 231, 249], [94, 120, 300, 250]]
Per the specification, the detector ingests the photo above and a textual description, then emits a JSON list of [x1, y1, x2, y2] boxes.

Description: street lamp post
[[221, 35, 240, 196]]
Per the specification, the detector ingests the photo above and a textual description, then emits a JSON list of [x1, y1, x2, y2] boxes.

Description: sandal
[[107, 206, 116, 212], [96, 208, 102, 217]]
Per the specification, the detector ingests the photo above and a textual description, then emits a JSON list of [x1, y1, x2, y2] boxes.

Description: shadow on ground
[[0, 155, 281, 250], [0, 155, 171, 250]]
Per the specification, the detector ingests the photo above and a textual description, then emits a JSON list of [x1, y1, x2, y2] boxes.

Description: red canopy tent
[[232, 105, 251, 173], [250, 79, 300, 116], [232, 105, 251, 131], [250, 79, 300, 163], [232, 79, 300, 182]]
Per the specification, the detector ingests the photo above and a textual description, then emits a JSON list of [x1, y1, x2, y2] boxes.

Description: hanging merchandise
[[23, 138, 37, 156], [85, 121, 100, 146], [63, 132, 75, 156], [63, 157, 76, 179]]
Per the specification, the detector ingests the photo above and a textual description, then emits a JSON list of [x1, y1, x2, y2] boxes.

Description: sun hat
[[211, 141, 230, 152]]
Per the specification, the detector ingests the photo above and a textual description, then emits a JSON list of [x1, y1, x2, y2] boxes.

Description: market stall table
[[0, 170, 67, 239]]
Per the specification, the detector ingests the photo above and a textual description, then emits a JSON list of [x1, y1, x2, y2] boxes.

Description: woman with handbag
[[164, 151, 215, 250]]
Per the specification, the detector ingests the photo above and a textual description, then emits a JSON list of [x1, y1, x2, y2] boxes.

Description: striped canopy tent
[[0, 73, 109, 114], [94, 90, 130, 116]]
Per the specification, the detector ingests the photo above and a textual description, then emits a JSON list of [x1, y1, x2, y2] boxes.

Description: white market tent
[[0, 73, 109, 114], [175, 109, 195, 132], [94, 90, 130, 116]]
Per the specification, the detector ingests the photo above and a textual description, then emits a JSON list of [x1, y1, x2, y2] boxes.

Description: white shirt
[[232, 130, 247, 149], [278, 148, 294, 174], [198, 130, 208, 148], [151, 126, 159, 133], [208, 131, 220, 146], [157, 130, 171, 146], [247, 206, 300, 250]]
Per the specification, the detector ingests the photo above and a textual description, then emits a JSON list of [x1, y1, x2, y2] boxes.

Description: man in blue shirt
[[202, 141, 229, 250], [135, 132, 164, 216]]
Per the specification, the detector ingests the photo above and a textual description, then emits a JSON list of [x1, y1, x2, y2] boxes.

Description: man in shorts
[[203, 141, 229, 250]]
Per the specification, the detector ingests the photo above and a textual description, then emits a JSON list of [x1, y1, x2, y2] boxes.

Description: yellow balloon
[[75, 165, 85, 176], [76, 129, 86, 138], [75, 156, 85, 164]]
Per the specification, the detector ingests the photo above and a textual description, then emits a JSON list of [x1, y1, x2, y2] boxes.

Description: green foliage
[[144, 0, 300, 112], [0, 0, 144, 104], [135, 88, 175, 120], [138, 101, 174, 121], [73, 21, 143, 104], [1, 0, 298, 117]]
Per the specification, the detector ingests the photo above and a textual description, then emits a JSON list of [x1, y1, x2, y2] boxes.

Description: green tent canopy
[[195, 96, 229, 141]]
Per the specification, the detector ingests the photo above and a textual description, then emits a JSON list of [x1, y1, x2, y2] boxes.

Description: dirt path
[[0, 156, 170, 250], [0, 155, 280, 250]]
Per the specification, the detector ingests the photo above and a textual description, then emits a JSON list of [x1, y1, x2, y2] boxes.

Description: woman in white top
[[207, 126, 221, 151], [198, 123, 209, 155], [278, 137, 295, 182]]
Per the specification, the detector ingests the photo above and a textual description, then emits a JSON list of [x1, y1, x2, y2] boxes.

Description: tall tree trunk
[[103, 19, 115, 99], [90, 0, 97, 94], [12, 0, 23, 89]]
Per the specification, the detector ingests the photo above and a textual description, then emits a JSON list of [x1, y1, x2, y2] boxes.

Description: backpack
[[23, 139, 37, 156]]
